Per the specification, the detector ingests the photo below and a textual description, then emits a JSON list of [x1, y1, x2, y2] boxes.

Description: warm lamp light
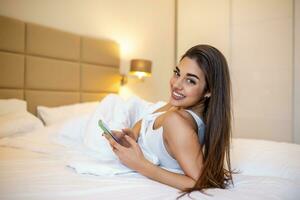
[[121, 59, 152, 85], [129, 59, 152, 78]]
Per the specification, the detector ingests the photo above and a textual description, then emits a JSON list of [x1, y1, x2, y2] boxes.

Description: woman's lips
[[172, 91, 185, 100]]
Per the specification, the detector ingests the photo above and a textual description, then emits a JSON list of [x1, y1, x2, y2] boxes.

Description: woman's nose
[[173, 78, 183, 89]]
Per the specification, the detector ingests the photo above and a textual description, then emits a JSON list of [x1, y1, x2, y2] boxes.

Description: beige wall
[[177, 0, 295, 142], [1, 0, 298, 143], [177, 0, 230, 62], [295, 0, 300, 144], [0, 0, 175, 102], [231, 0, 293, 142]]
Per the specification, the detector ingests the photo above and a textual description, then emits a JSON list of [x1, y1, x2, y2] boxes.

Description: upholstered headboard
[[0, 15, 121, 114]]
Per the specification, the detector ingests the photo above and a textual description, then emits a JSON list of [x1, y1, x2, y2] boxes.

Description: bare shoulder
[[162, 110, 199, 149], [162, 109, 197, 136], [162, 110, 203, 180]]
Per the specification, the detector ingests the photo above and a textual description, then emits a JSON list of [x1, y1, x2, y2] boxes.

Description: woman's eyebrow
[[176, 66, 199, 79], [187, 73, 199, 80]]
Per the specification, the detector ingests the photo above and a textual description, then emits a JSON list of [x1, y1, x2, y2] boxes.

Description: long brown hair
[[179, 44, 233, 197]]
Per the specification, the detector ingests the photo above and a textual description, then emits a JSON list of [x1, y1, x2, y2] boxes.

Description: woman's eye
[[186, 79, 196, 85], [173, 70, 180, 77]]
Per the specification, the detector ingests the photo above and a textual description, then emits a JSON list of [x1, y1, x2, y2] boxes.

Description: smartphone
[[98, 120, 119, 143]]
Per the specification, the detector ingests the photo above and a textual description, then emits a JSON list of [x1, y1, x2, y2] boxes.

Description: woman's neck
[[188, 103, 205, 119], [164, 102, 205, 118]]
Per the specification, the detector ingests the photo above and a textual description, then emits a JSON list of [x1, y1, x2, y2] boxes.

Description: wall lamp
[[121, 59, 152, 85]]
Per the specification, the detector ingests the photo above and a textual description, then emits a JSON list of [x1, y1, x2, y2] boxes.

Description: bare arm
[[136, 157, 196, 190], [137, 111, 203, 189], [105, 111, 203, 190], [163, 111, 203, 181]]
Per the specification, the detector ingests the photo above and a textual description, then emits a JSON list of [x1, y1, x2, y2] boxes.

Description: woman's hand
[[121, 128, 138, 141], [103, 132, 147, 171], [110, 128, 137, 147], [109, 130, 130, 147]]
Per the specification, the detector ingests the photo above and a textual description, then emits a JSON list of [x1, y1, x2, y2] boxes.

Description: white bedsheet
[[0, 124, 300, 200]]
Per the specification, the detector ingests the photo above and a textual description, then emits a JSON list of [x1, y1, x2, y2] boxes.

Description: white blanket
[[1, 103, 300, 199], [0, 95, 169, 176], [1, 94, 300, 187], [57, 94, 168, 175]]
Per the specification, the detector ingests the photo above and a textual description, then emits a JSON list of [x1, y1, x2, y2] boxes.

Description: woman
[[104, 44, 233, 194]]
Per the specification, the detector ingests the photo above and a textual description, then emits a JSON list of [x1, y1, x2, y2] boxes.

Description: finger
[[108, 140, 120, 153], [103, 132, 126, 151], [124, 135, 137, 146], [103, 134, 111, 141], [103, 134, 109, 140], [111, 146, 119, 155], [109, 137, 125, 151], [111, 130, 125, 138], [122, 128, 136, 138], [109, 143, 115, 150], [121, 128, 133, 134], [104, 134, 118, 146]]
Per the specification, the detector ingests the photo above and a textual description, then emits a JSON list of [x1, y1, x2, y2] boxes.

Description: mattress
[[0, 124, 299, 200]]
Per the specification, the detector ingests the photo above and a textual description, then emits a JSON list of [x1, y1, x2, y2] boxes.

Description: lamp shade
[[129, 59, 152, 78]]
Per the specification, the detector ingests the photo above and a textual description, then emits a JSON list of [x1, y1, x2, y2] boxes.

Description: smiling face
[[169, 57, 207, 108]]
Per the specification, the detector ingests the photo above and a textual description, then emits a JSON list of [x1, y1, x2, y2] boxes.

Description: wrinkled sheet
[[0, 125, 300, 200]]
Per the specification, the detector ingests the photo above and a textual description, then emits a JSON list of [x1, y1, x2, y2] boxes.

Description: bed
[[1, 16, 300, 200]]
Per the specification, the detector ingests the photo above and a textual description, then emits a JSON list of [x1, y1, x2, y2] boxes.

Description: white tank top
[[137, 103, 205, 171]]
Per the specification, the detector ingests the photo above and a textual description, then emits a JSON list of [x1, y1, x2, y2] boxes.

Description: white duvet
[[0, 95, 300, 200], [0, 126, 299, 200]]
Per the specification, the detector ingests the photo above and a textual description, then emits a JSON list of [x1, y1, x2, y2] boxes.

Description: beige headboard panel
[[0, 15, 120, 114]]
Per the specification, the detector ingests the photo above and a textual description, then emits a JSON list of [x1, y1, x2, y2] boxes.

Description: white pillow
[[37, 101, 98, 126], [231, 138, 300, 183], [0, 111, 44, 138], [0, 99, 27, 116]]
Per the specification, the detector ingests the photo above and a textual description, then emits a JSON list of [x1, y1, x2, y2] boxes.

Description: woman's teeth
[[173, 91, 185, 99]]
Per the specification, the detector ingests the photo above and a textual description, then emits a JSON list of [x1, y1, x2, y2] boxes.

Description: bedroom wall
[[295, 0, 300, 144], [177, 0, 295, 142], [231, 0, 293, 142], [177, 0, 230, 63], [0, 0, 175, 103], [1, 0, 299, 143]]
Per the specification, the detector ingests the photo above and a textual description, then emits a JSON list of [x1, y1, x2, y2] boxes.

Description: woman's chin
[[169, 97, 196, 109], [169, 97, 184, 107]]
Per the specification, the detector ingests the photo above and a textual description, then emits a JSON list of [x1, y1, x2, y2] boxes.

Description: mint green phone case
[[98, 120, 119, 143]]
